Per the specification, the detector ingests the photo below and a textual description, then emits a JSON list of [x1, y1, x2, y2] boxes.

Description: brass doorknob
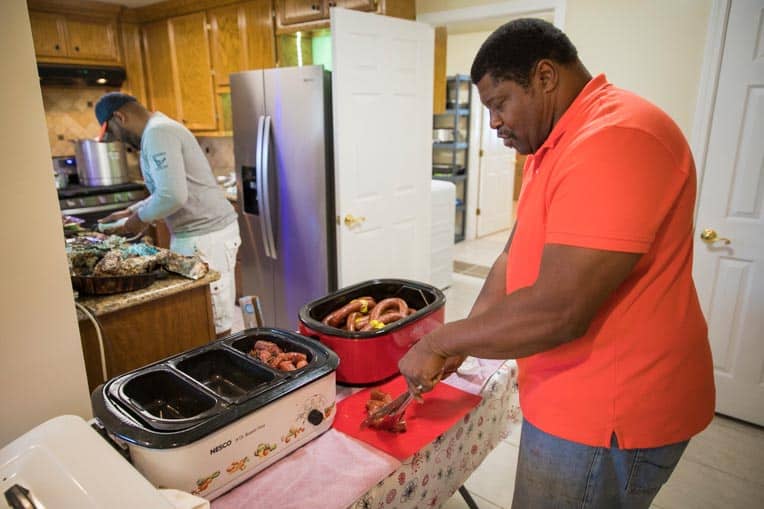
[[700, 228, 731, 245], [344, 214, 366, 227]]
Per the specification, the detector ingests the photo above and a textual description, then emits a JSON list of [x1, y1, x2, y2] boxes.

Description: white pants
[[171, 221, 241, 335]]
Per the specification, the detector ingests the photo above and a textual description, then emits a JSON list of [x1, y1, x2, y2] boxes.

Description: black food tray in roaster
[[91, 328, 339, 449]]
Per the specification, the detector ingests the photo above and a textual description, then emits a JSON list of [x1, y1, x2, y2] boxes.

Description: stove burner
[[59, 182, 149, 221], [58, 182, 147, 199]]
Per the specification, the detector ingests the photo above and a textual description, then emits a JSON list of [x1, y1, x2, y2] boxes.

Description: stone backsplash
[[42, 86, 115, 157], [42, 86, 235, 176], [197, 136, 235, 178]]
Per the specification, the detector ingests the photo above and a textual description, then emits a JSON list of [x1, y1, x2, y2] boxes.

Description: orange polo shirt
[[509, 74, 715, 448]]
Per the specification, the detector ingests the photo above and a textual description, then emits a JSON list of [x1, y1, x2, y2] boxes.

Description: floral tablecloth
[[213, 359, 520, 509], [348, 360, 521, 509]]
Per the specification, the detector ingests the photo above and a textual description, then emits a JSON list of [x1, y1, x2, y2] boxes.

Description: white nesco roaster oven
[[91, 328, 339, 500]]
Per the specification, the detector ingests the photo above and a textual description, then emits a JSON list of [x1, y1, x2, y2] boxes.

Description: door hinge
[[479, 149, 484, 157], [336, 215, 341, 225], [476, 208, 481, 215]]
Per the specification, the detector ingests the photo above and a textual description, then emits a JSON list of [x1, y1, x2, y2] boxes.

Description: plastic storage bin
[[431, 180, 456, 289]]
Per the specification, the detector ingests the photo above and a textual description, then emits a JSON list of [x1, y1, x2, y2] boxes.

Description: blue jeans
[[512, 419, 688, 508]]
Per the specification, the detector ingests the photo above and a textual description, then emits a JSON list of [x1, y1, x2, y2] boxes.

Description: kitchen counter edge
[[75, 270, 220, 318]]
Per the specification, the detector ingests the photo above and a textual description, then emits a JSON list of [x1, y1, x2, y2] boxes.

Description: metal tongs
[[361, 385, 421, 428]]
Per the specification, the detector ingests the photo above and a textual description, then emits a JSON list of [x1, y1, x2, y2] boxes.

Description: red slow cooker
[[298, 279, 446, 385]]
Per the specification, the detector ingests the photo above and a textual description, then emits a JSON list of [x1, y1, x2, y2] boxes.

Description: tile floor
[[231, 229, 764, 508]]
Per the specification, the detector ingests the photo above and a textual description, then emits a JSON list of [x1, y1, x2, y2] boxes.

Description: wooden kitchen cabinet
[[279, 0, 327, 25], [142, 19, 180, 119], [209, 4, 248, 89], [29, 12, 66, 58], [278, 0, 377, 25], [29, 11, 120, 65], [433, 26, 447, 115], [120, 23, 148, 105], [143, 14, 217, 131], [77, 277, 216, 393], [209, 0, 277, 90], [334, 0, 378, 12], [169, 12, 217, 131], [276, 0, 412, 32], [66, 16, 120, 62]]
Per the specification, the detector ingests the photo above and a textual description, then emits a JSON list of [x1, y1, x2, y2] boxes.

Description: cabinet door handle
[[54, 43, 60, 50], [74, 46, 80, 52]]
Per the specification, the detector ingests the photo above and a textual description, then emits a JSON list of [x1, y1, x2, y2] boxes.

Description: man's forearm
[[428, 284, 574, 361], [468, 251, 507, 318], [428, 243, 641, 361], [468, 224, 515, 318]]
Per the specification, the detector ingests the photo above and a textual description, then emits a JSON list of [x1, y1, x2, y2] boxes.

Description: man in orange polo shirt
[[399, 18, 715, 507]]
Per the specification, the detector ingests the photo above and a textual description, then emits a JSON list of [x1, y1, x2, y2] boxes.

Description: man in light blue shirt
[[96, 93, 240, 336]]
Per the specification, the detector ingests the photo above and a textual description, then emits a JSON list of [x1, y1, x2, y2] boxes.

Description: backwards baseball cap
[[95, 92, 137, 125]]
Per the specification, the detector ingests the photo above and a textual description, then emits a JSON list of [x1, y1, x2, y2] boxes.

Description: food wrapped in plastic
[[92, 250, 162, 276], [68, 248, 104, 276], [162, 251, 208, 280], [66, 234, 207, 281]]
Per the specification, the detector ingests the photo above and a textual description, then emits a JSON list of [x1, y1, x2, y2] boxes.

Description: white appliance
[[430, 180, 456, 289], [0, 415, 175, 508], [91, 329, 338, 501], [231, 66, 336, 331]]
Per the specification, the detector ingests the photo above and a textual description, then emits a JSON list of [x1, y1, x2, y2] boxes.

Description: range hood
[[38, 63, 126, 87]]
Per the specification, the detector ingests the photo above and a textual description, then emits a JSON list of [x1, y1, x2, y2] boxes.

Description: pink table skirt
[[213, 359, 520, 509]]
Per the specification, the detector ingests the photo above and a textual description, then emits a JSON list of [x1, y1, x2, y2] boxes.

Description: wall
[[43, 86, 110, 156], [419, 0, 713, 139], [446, 31, 494, 77], [418, 0, 712, 241], [197, 136, 236, 177], [564, 0, 712, 137], [42, 85, 233, 177], [418, 0, 514, 12], [42, 86, 142, 178], [0, 0, 90, 447]]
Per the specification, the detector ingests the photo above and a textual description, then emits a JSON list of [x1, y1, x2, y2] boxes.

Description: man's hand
[[122, 211, 147, 234], [98, 209, 146, 235], [98, 209, 131, 224], [398, 335, 448, 396], [442, 355, 466, 377]]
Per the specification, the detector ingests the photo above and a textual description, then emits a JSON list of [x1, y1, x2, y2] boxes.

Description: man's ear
[[535, 59, 558, 93], [113, 109, 127, 124]]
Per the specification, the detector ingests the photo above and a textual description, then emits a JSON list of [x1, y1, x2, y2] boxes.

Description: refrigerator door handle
[[261, 115, 278, 260], [255, 115, 272, 259]]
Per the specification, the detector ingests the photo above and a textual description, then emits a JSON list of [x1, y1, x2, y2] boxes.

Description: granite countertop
[[75, 270, 220, 318]]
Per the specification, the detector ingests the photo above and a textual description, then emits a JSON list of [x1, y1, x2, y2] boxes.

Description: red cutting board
[[333, 376, 482, 460]]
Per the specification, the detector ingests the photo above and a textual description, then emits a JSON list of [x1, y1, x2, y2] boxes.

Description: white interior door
[[692, 0, 764, 426], [476, 105, 515, 237], [331, 8, 434, 287]]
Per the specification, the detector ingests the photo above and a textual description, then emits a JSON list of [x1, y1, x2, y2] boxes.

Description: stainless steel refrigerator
[[231, 65, 336, 329]]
